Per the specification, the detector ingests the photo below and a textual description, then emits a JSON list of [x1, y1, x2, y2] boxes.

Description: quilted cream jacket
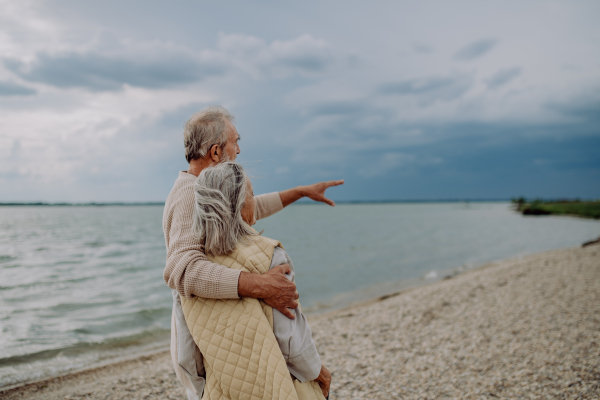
[[181, 234, 325, 400]]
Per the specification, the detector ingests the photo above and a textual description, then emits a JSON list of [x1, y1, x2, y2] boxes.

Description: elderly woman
[[176, 162, 331, 400]]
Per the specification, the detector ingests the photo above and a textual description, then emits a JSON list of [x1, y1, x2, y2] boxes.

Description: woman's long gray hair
[[192, 162, 256, 255]]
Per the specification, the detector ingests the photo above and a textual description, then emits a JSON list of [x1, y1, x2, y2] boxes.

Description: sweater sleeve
[[163, 182, 241, 299], [254, 192, 284, 221], [270, 247, 322, 382]]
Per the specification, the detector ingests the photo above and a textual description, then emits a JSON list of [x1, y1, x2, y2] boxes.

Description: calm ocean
[[1, 202, 599, 388]]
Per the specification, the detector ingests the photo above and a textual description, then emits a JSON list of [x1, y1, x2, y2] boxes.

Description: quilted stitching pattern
[[181, 236, 324, 400]]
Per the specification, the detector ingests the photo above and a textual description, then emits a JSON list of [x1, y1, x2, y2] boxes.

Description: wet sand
[[2, 244, 599, 399]]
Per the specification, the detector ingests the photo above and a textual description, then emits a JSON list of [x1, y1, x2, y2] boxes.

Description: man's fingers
[[319, 180, 343, 206], [273, 263, 291, 274], [325, 179, 344, 188], [310, 195, 335, 206], [316, 194, 335, 206], [278, 307, 296, 319], [323, 197, 335, 206], [269, 264, 292, 274], [311, 193, 336, 206]]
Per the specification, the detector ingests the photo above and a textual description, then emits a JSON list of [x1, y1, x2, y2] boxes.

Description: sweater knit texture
[[163, 171, 283, 299]]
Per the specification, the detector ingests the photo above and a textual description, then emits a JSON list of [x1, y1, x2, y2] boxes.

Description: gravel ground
[[314, 244, 600, 399], [2, 245, 599, 400]]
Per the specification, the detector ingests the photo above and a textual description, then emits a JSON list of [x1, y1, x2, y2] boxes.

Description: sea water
[[1, 202, 599, 387]]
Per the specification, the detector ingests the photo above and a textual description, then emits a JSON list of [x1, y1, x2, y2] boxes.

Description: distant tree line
[[511, 198, 600, 219]]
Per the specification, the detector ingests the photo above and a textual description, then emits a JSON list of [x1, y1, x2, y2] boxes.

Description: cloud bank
[[0, 0, 599, 201]]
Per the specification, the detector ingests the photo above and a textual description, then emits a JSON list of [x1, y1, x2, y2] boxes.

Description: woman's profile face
[[240, 178, 255, 226]]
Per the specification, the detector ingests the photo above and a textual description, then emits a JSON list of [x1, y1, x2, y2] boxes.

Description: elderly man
[[163, 105, 343, 399]]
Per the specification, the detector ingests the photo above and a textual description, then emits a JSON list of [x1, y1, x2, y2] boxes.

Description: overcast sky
[[1, 0, 599, 202]]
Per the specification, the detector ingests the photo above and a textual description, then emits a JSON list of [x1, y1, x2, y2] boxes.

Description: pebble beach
[[2, 244, 599, 399]]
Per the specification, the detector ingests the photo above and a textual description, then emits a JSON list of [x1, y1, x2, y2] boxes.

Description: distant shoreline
[[0, 199, 512, 207], [5, 198, 600, 207]]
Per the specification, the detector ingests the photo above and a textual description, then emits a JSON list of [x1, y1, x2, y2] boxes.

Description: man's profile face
[[223, 121, 241, 161]]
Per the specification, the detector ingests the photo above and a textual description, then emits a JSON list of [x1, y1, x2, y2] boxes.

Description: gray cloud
[[9, 140, 21, 161], [308, 100, 365, 116], [0, 80, 37, 96], [378, 75, 472, 103], [2, 1, 599, 201], [412, 43, 433, 54], [486, 67, 521, 88], [454, 39, 497, 60], [263, 35, 332, 74], [273, 46, 330, 72], [4, 34, 333, 91], [4, 51, 225, 91], [545, 94, 600, 124], [277, 53, 328, 71], [217, 34, 333, 78], [277, 99, 600, 198]]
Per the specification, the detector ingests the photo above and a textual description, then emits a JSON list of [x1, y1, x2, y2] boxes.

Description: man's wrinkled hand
[[260, 264, 299, 319], [301, 180, 344, 206], [315, 365, 331, 398]]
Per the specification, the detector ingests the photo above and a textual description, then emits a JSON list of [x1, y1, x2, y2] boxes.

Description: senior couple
[[163, 106, 343, 400]]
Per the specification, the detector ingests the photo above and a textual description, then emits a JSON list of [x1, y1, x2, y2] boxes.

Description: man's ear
[[210, 145, 221, 162]]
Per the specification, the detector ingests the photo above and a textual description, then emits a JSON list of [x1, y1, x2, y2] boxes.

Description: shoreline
[[2, 244, 599, 399], [0, 256, 481, 390], [0, 256, 492, 391]]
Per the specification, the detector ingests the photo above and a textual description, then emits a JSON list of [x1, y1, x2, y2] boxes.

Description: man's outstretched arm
[[165, 179, 343, 318], [248, 180, 344, 318], [279, 180, 345, 207]]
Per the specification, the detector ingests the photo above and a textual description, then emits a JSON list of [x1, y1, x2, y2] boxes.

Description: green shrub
[[520, 201, 600, 219]]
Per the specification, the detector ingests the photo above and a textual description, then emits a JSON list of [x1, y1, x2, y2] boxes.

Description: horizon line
[[1, 198, 596, 207]]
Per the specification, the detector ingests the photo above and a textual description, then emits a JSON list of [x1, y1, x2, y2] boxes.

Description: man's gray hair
[[192, 162, 256, 255], [184, 105, 235, 162]]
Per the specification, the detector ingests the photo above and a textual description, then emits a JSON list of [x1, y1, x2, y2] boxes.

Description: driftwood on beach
[[2, 244, 599, 399]]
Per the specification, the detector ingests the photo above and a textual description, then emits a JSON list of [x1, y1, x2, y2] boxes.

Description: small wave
[[0, 327, 170, 368], [53, 260, 84, 265], [424, 270, 438, 279], [84, 241, 105, 248], [0, 264, 20, 270], [0, 255, 17, 264], [58, 306, 172, 336], [100, 251, 128, 258], [47, 299, 121, 312], [118, 265, 152, 273], [113, 307, 172, 324], [0, 276, 94, 291]]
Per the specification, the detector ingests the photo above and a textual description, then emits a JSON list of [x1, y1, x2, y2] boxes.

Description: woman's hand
[[315, 365, 331, 398]]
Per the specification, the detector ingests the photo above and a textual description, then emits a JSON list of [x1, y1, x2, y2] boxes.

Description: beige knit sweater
[[163, 171, 284, 299]]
